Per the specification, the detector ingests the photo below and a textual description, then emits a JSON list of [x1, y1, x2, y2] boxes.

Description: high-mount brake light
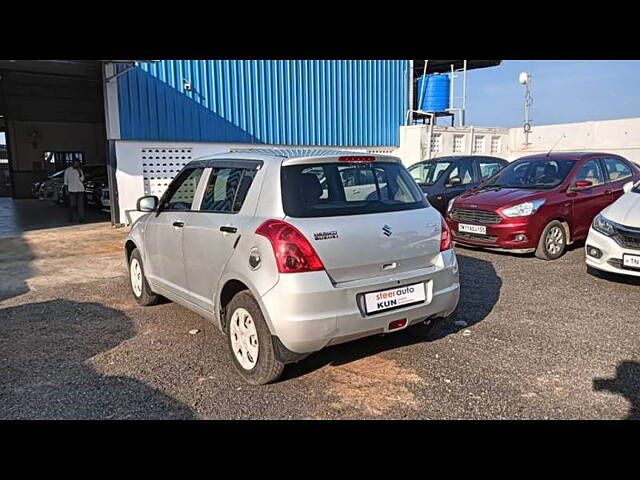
[[255, 220, 325, 273], [338, 156, 375, 162]]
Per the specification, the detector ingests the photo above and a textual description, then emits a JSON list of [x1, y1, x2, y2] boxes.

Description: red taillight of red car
[[440, 217, 452, 251], [256, 219, 325, 273]]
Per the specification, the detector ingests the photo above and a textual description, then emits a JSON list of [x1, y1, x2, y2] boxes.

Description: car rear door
[[568, 158, 609, 239], [144, 167, 205, 296], [182, 161, 262, 312]]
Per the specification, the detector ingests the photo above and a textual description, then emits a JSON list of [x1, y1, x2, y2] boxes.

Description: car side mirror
[[137, 195, 158, 212], [447, 176, 462, 187], [623, 181, 633, 193], [572, 180, 593, 191]]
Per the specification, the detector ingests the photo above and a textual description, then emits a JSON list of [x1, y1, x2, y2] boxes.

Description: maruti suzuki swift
[[125, 149, 460, 384], [446, 152, 640, 260]]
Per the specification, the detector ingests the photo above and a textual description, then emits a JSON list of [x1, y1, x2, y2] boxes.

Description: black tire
[[128, 248, 160, 306], [535, 220, 567, 260], [226, 291, 284, 385]]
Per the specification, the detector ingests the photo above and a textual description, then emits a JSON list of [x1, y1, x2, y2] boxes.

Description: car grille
[[451, 208, 502, 225], [613, 225, 640, 251], [608, 258, 640, 271], [455, 231, 498, 243]]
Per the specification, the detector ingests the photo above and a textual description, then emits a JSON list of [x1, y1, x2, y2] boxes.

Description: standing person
[[64, 159, 85, 223]]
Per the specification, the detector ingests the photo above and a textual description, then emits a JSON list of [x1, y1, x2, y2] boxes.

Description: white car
[[586, 180, 640, 277]]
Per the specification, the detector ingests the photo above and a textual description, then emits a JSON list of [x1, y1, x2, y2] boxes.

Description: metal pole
[[461, 60, 467, 127], [417, 60, 428, 113], [523, 75, 533, 146]]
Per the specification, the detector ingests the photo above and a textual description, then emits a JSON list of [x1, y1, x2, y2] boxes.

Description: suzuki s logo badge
[[382, 225, 392, 237]]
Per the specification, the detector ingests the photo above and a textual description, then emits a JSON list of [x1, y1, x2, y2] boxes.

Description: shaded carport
[[0, 60, 111, 234]]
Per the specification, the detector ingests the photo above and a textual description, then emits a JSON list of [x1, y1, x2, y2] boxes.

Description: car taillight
[[440, 217, 452, 251], [255, 220, 325, 273]]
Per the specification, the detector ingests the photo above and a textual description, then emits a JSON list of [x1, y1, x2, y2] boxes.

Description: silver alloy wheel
[[229, 307, 259, 370], [130, 258, 143, 297], [545, 226, 564, 255]]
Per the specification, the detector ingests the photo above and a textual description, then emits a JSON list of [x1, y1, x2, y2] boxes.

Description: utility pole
[[519, 72, 532, 146]]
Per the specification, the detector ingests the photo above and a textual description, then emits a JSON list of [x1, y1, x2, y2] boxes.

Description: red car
[[446, 152, 640, 260]]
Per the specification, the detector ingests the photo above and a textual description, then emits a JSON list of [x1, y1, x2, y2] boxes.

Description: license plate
[[364, 282, 426, 314], [458, 223, 486, 235], [623, 254, 640, 269]]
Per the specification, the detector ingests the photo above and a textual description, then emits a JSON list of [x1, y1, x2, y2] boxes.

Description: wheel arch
[[124, 239, 137, 263]]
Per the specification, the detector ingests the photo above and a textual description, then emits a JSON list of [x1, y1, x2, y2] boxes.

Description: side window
[[162, 168, 204, 211], [409, 164, 425, 184], [201, 167, 256, 213], [447, 160, 474, 186], [603, 157, 632, 182], [478, 160, 504, 180], [574, 159, 605, 186]]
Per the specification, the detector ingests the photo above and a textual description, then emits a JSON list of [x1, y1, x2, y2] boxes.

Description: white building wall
[[396, 125, 511, 167], [507, 117, 640, 165], [397, 117, 640, 167]]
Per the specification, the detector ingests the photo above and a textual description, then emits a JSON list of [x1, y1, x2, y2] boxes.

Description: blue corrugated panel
[[117, 60, 409, 146]]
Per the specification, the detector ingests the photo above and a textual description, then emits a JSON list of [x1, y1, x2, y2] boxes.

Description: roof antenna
[[547, 134, 565, 157]]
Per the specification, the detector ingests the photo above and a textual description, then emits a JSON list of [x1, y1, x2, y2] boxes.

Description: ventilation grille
[[141, 147, 193, 197]]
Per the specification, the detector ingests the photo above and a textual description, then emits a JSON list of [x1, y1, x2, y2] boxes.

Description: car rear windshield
[[484, 158, 577, 190], [281, 161, 428, 217]]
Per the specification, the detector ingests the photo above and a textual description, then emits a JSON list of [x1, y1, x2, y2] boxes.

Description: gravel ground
[[1, 224, 638, 419]]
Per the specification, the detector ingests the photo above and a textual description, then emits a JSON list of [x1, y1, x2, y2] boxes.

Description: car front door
[[144, 167, 205, 296], [568, 159, 609, 239], [182, 161, 261, 313]]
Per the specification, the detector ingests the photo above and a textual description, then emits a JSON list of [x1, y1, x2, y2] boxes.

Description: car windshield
[[409, 161, 452, 186], [281, 161, 427, 217], [484, 158, 577, 189]]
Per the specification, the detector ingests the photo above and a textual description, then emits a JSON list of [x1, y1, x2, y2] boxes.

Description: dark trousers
[[68, 191, 85, 222]]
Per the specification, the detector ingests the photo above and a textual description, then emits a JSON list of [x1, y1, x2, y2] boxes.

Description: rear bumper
[[261, 249, 460, 355], [585, 227, 640, 277], [447, 215, 542, 251]]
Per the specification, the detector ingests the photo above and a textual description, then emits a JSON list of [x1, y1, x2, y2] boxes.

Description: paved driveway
[[1, 223, 638, 419]]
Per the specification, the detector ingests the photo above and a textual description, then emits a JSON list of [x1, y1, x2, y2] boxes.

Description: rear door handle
[[220, 226, 237, 233], [172, 221, 184, 228]]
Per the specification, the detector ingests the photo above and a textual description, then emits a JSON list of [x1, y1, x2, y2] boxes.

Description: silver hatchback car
[[125, 149, 460, 384]]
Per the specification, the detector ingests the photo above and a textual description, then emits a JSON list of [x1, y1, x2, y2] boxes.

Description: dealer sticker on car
[[365, 282, 426, 314], [623, 254, 640, 269], [458, 223, 487, 234]]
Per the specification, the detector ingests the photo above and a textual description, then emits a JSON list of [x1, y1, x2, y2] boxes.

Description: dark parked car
[[446, 152, 640, 260], [408, 155, 508, 216], [84, 171, 108, 208]]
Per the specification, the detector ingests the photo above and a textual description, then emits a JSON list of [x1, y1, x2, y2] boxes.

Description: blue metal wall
[[117, 60, 409, 146]]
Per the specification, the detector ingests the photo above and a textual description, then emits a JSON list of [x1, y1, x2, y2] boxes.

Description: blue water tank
[[417, 74, 450, 112]]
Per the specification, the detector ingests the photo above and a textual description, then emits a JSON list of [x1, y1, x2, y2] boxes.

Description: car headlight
[[593, 213, 616, 237], [447, 198, 456, 214], [501, 199, 545, 218]]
